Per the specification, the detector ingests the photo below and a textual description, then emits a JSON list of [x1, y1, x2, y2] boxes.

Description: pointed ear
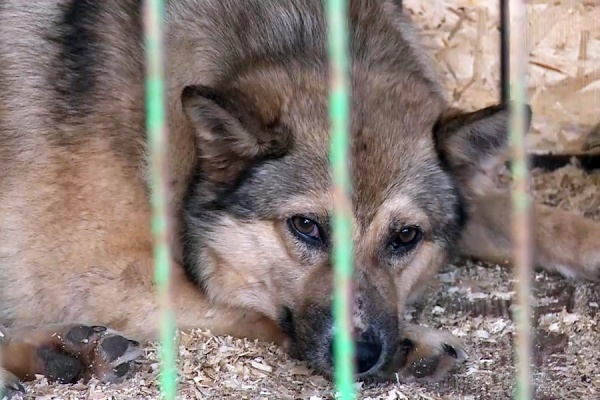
[[433, 103, 532, 195], [181, 84, 292, 186]]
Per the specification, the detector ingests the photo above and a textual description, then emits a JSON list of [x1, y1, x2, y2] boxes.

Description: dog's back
[[0, 0, 149, 327], [0, 0, 438, 207]]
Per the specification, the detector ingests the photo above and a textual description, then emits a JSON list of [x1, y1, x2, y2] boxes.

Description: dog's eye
[[289, 216, 322, 245], [390, 226, 422, 252]]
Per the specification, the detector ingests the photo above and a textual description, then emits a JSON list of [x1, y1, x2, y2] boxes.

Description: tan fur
[[1, 0, 599, 392], [460, 187, 600, 281]]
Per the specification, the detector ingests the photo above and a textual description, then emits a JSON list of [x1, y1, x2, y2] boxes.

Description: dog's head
[[179, 61, 525, 379]]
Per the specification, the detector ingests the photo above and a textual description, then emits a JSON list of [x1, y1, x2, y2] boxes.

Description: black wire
[[500, 0, 509, 105]]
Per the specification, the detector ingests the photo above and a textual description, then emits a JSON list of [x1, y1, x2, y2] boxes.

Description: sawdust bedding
[[13, 163, 599, 400]]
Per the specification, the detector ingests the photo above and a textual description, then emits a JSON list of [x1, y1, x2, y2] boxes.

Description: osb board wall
[[405, 0, 600, 155]]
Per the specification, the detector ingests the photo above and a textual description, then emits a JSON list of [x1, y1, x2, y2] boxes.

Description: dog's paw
[[48, 324, 143, 384], [394, 325, 468, 383], [4, 324, 142, 386], [0, 370, 25, 400]]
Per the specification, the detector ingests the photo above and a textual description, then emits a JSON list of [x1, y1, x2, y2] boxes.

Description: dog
[[1, 0, 599, 395]]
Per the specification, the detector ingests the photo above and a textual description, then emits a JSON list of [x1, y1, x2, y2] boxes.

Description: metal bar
[[508, 1, 533, 399], [326, 0, 356, 399], [143, 1, 177, 399], [501, 0, 510, 104]]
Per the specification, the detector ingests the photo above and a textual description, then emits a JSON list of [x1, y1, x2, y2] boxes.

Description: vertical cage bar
[[500, 0, 510, 104], [508, 1, 533, 399], [326, 0, 356, 399], [143, 1, 177, 399]]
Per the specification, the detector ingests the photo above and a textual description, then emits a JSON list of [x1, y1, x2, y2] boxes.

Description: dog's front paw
[[2, 324, 143, 386], [394, 324, 468, 383], [49, 324, 143, 384]]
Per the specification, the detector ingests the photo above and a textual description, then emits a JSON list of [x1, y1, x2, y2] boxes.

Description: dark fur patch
[[42, 0, 145, 165], [278, 307, 297, 341], [431, 126, 470, 235], [180, 158, 272, 289], [38, 347, 82, 384], [53, 0, 103, 116], [208, 162, 270, 213], [182, 135, 292, 217]]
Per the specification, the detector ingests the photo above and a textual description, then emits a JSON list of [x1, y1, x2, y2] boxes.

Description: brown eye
[[289, 216, 322, 245], [293, 218, 316, 235], [390, 226, 422, 252], [398, 227, 417, 244]]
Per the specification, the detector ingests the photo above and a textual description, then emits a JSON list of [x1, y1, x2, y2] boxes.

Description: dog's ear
[[181, 84, 292, 186], [433, 103, 532, 197]]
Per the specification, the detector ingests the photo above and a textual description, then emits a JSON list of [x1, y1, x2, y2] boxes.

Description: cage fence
[[141, 0, 533, 400], [143, 0, 178, 399]]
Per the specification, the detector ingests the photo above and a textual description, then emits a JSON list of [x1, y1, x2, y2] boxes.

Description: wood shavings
[[405, 0, 600, 155]]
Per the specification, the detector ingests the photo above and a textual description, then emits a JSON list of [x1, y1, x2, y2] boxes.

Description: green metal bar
[[326, 0, 356, 399], [508, 1, 533, 399], [143, 1, 177, 399]]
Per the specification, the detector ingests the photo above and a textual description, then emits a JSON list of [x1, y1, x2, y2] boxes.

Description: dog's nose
[[328, 336, 383, 374]]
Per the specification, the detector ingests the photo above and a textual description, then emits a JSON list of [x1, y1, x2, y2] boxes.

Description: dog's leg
[[0, 259, 288, 387], [458, 187, 600, 281], [0, 323, 143, 386], [0, 301, 287, 388]]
